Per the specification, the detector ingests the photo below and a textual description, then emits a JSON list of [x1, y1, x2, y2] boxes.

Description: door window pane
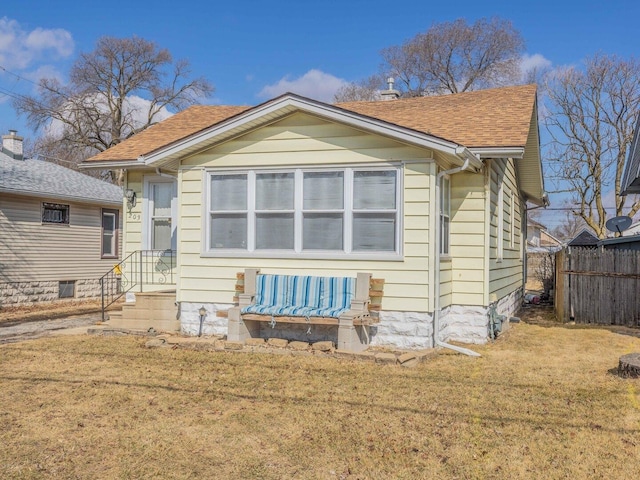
[[152, 219, 172, 250], [353, 213, 396, 251], [303, 172, 344, 209], [152, 183, 172, 217], [303, 213, 343, 250], [354, 170, 396, 209], [256, 213, 294, 249]]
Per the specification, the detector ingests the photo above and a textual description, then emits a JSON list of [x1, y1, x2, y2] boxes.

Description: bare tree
[[549, 210, 588, 242], [13, 36, 213, 182], [334, 75, 384, 103], [381, 17, 525, 97], [544, 54, 640, 238]]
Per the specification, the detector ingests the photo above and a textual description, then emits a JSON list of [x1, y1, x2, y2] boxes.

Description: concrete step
[[106, 290, 179, 331]]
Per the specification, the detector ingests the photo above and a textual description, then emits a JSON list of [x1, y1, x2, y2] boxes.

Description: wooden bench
[[227, 269, 377, 352]]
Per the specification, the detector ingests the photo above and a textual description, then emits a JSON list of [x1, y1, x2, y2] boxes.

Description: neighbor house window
[[206, 167, 401, 256], [439, 175, 450, 255], [42, 203, 69, 224], [59, 280, 75, 298], [101, 209, 119, 258]]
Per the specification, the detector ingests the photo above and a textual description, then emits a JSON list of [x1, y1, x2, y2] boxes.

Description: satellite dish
[[605, 216, 632, 234]]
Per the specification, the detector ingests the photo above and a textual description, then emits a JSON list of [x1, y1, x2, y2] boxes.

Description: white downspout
[[434, 157, 481, 357]]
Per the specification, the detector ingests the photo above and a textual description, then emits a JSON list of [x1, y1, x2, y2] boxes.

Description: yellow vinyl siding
[[489, 158, 524, 299], [447, 171, 486, 306], [0, 193, 122, 282], [178, 113, 433, 312], [122, 170, 144, 258]]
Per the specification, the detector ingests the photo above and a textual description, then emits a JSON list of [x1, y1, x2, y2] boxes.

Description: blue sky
[[1, 0, 639, 228]]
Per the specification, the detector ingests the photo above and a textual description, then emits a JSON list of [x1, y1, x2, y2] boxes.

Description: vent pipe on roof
[[2, 130, 24, 160], [380, 77, 400, 101]]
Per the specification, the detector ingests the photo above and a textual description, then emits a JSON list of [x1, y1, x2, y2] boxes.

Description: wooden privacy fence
[[555, 247, 640, 326]]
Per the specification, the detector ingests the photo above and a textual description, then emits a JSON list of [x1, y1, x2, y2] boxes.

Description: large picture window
[[206, 167, 401, 257]]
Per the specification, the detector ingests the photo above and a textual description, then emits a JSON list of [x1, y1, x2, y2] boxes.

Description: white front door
[[144, 177, 177, 251]]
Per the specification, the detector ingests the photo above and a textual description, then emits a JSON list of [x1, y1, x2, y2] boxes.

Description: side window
[[440, 175, 450, 255], [497, 183, 504, 261], [102, 209, 119, 258]]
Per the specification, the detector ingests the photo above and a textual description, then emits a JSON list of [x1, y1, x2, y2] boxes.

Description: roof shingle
[[84, 85, 536, 163], [1, 152, 122, 204]]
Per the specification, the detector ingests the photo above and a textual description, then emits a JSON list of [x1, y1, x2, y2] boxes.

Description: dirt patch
[[0, 299, 119, 326]]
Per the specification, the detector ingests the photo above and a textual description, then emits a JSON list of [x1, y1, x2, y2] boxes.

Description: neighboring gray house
[[0, 130, 122, 306], [567, 228, 600, 248]]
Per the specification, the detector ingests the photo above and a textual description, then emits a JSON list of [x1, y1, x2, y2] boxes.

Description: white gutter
[[434, 157, 482, 357]]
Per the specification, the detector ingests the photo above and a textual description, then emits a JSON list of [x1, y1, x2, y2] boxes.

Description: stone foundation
[[0, 278, 103, 307], [439, 305, 489, 344], [180, 302, 232, 336], [180, 289, 522, 349], [370, 311, 433, 349], [439, 288, 524, 345]]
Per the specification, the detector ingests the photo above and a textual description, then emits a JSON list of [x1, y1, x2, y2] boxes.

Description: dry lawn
[[1, 311, 640, 479]]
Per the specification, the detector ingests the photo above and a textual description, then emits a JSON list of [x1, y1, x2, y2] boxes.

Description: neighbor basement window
[[42, 203, 69, 224], [59, 280, 75, 299]]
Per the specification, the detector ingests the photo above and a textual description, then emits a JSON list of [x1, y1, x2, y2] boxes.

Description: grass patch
[[1, 319, 640, 479]]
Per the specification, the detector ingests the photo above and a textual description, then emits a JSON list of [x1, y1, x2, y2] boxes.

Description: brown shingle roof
[[86, 105, 249, 162], [85, 85, 536, 163], [337, 84, 536, 148]]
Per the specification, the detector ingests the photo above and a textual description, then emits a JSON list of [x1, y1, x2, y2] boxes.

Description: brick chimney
[[2, 130, 24, 160], [380, 77, 400, 101]]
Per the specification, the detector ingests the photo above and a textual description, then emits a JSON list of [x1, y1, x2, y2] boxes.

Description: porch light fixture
[[125, 189, 137, 209], [198, 306, 207, 337]]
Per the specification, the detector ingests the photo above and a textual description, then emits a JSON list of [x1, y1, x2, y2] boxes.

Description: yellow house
[[82, 84, 545, 351]]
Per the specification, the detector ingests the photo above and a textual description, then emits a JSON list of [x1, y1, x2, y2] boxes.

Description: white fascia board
[[142, 95, 464, 165], [468, 147, 525, 159]]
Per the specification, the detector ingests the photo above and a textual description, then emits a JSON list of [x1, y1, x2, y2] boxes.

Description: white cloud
[[520, 53, 553, 80], [0, 16, 74, 70], [25, 28, 74, 57], [258, 69, 348, 103]]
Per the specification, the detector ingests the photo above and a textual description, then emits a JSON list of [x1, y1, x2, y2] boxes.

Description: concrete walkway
[[0, 313, 103, 344]]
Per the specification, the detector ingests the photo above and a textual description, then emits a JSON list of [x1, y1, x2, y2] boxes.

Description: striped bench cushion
[[242, 274, 354, 319], [319, 277, 355, 312], [253, 274, 289, 307]]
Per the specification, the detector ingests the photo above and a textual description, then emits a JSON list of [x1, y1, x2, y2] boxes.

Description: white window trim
[[497, 182, 504, 262], [439, 174, 451, 257], [509, 190, 516, 249], [202, 165, 403, 260], [101, 208, 119, 259], [142, 176, 178, 251]]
